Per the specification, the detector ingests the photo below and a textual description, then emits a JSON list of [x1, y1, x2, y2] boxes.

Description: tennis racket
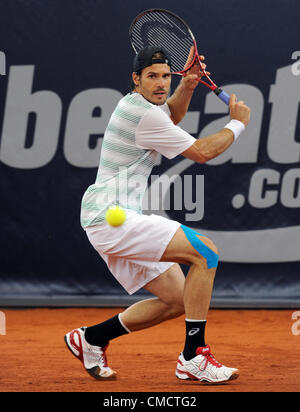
[[129, 8, 230, 105]]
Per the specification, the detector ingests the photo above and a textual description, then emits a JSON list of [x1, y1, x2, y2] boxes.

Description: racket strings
[[130, 11, 195, 73]]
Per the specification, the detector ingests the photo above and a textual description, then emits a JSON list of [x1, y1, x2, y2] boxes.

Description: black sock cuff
[[84, 314, 129, 347]]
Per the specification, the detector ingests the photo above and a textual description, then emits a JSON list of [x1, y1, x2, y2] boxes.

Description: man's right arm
[[181, 94, 250, 163]]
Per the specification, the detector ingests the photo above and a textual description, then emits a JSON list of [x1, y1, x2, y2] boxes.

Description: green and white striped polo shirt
[[80, 92, 195, 228]]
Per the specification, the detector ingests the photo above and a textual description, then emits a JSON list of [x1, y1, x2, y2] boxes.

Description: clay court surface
[[0, 307, 299, 392]]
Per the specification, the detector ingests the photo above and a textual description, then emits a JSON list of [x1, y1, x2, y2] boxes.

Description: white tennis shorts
[[85, 209, 181, 294]]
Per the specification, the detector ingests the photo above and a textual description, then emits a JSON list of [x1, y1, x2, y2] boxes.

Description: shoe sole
[[64, 335, 117, 380], [176, 369, 239, 384]]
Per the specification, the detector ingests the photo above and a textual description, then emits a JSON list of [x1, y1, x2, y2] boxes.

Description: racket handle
[[214, 88, 230, 105]]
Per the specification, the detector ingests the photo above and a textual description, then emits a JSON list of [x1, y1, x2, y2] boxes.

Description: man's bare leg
[[83, 262, 185, 348], [120, 263, 185, 331], [159, 227, 238, 382], [160, 228, 218, 320], [183, 263, 217, 320]]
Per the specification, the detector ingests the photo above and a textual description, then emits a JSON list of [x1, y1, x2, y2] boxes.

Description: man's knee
[[192, 237, 219, 270], [201, 237, 219, 257], [181, 225, 219, 269]]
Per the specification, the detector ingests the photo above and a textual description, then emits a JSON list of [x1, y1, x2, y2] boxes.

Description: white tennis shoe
[[176, 344, 239, 384], [64, 327, 116, 380]]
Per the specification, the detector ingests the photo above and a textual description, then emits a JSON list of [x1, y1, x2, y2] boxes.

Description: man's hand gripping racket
[[129, 8, 231, 105]]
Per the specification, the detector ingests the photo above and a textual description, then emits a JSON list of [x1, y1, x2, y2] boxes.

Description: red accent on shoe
[[69, 330, 84, 362], [196, 345, 222, 369], [176, 369, 198, 380]]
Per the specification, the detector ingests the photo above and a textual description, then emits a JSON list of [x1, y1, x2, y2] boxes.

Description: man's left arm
[[167, 55, 209, 125]]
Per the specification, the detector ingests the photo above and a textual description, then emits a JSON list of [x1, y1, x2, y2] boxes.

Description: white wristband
[[224, 119, 245, 141]]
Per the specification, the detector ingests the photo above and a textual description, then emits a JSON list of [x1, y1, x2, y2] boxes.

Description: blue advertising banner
[[0, 0, 299, 307]]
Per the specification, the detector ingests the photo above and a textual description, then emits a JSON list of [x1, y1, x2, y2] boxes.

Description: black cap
[[133, 46, 172, 72]]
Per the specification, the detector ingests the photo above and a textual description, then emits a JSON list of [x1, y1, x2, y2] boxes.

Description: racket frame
[[129, 8, 230, 104]]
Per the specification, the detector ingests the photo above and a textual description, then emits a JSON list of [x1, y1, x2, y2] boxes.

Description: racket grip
[[214, 88, 230, 105]]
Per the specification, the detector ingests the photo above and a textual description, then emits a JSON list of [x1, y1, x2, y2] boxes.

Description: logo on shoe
[[188, 328, 200, 336]]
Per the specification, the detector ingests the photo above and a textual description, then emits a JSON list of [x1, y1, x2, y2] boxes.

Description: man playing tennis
[[65, 46, 250, 383]]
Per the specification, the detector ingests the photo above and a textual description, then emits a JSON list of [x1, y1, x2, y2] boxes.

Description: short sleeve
[[135, 106, 196, 159], [159, 102, 171, 117]]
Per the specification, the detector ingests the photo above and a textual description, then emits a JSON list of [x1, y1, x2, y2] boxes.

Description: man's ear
[[132, 72, 140, 87]]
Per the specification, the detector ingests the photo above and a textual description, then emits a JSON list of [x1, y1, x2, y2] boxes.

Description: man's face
[[132, 64, 172, 105]]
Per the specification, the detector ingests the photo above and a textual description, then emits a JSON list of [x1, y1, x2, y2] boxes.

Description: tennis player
[[65, 46, 250, 383]]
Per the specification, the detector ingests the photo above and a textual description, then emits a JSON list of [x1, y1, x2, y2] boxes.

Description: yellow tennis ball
[[105, 206, 126, 227]]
